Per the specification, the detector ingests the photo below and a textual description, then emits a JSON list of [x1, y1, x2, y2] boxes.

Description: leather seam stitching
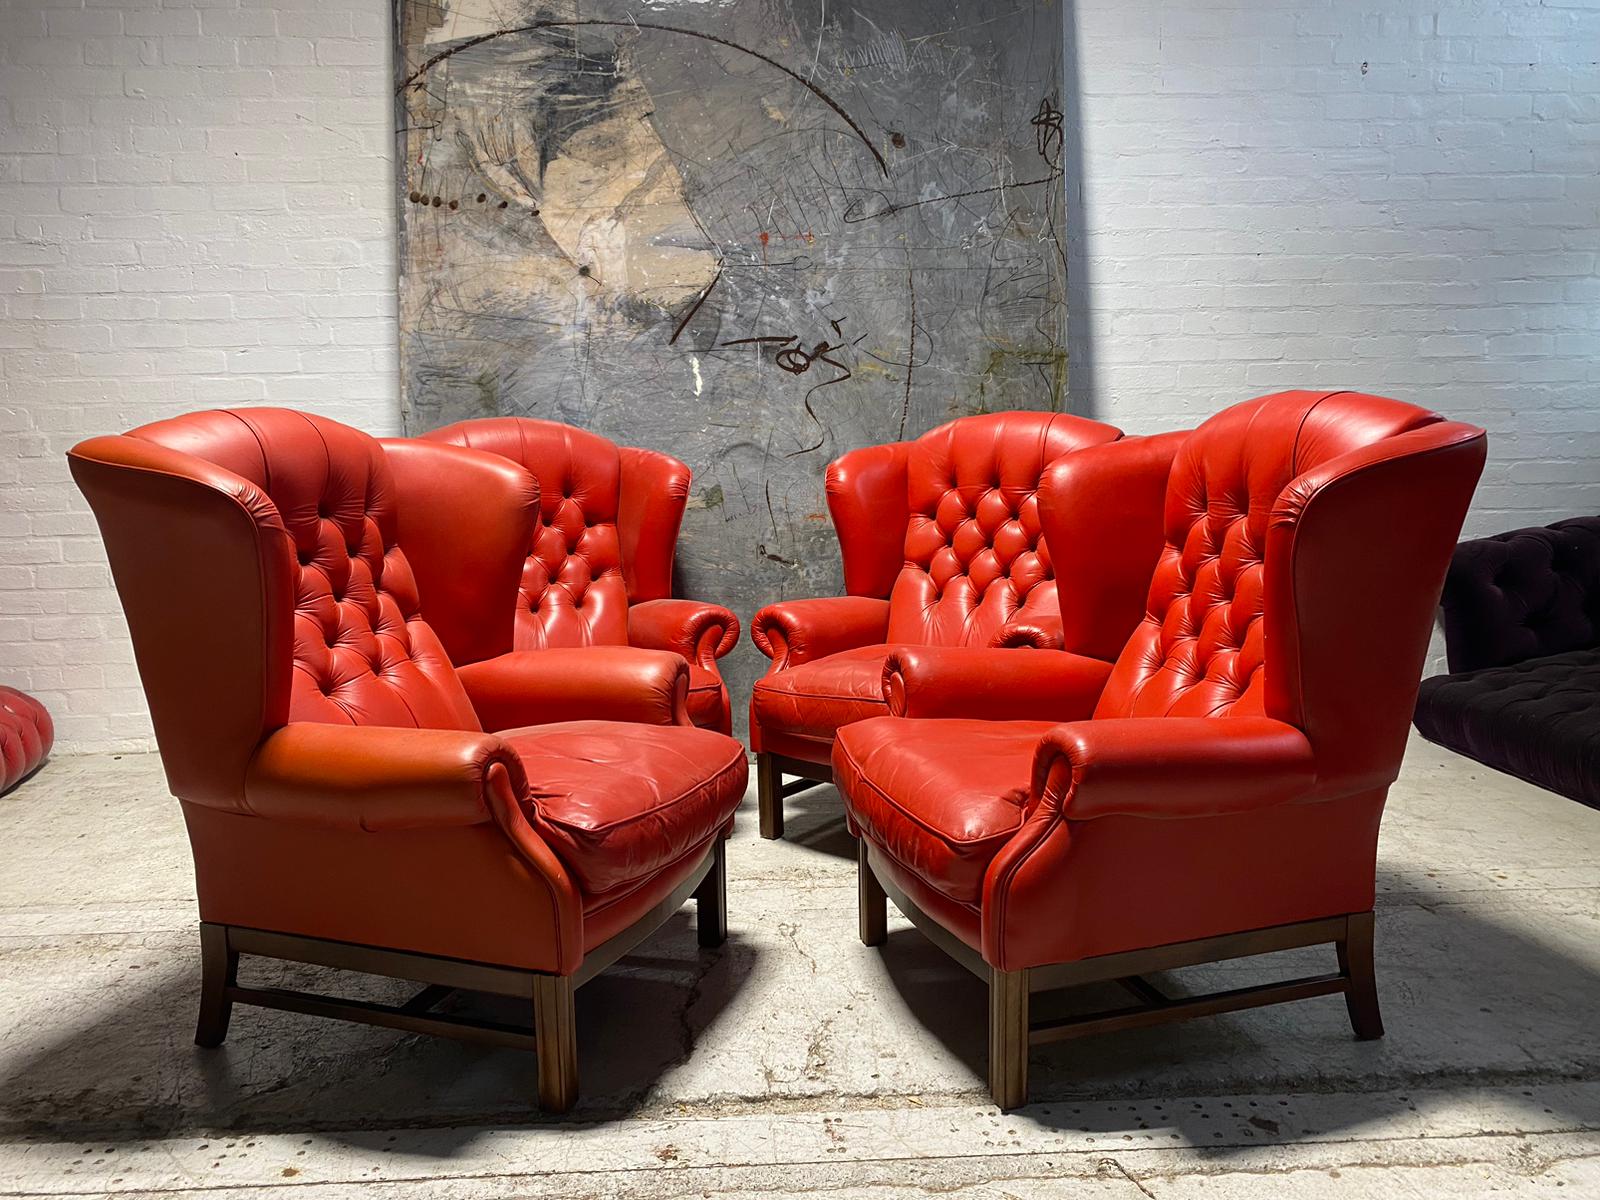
[[984, 768, 1071, 969]]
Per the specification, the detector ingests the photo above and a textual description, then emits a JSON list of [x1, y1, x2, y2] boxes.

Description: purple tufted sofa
[[1412, 516, 1600, 810]]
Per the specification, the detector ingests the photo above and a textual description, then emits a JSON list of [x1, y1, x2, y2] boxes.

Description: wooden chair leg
[[858, 840, 887, 947], [533, 974, 578, 1113], [696, 838, 728, 948], [195, 922, 236, 1048], [1338, 910, 1384, 1040], [989, 967, 1030, 1110], [756, 752, 784, 840]]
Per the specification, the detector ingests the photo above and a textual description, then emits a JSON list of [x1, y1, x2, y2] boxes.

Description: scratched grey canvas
[[395, 0, 1068, 730]]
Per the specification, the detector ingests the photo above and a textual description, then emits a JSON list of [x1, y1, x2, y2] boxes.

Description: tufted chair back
[[422, 417, 690, 651], [1092, 392, 1438, 721], [69, 409, 495, 808], [138, 410, 481, 730], [1437, 517, 1600, 673], [825, 412, 1123, 648], [1055, 390, 1487, 796]]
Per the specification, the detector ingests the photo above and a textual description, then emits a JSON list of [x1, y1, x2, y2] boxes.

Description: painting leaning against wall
[[394, 0, 1070, 732]]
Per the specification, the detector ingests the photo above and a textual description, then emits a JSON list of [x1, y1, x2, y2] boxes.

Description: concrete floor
[[1, 735, 1598, 1198]]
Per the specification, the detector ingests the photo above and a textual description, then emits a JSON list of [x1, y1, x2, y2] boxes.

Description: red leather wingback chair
[[749, 411, 1122, 838], [420, 417, 740, 734], [832, 391, 1487, 1108], [68, 408, 749, 1112]]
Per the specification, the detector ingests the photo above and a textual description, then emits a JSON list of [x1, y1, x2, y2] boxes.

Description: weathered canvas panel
[[395, 0, 1068, 725]]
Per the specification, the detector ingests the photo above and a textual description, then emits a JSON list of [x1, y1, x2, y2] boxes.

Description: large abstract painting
[[395, 0, 1068, 723]]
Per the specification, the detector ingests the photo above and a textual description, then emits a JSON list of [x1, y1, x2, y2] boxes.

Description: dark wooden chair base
[[756, 751, 833, 840], [857, 841, 1384, 1110], [194, 838, 729, 1113]]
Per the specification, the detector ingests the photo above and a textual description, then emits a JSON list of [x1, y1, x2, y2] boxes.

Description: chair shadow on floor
[[3, 864, 1598, 1156], [0, 910, 754, 1150], [761, 783, 857, 860], [865, 863, 1600, 1142]]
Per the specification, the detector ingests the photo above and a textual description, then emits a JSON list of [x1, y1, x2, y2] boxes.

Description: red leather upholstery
[[882, 646, 1111, 723], [503, 721, 746, 896], [421, 417, 738, 734], [990, 615, 1066, 650], [750, 644, 898, 754], [890, 414, 1092, 645], [748, 597, 891, 674], [834, 390, 1487, 970], [839, 717, 1053, 903], [617, 446, 691, 602], [455, 647, 691, 731], [379, 438, 535, 667], [0, 686, 52, 795], [121, 409, 483, 734], [751, 412, 1122, 765], [68, 408, 748, 979], [1091, 394, 1441, 722], [1046, 430, 1189, 662], [826, 440, 913, 598], [628, 599, 739, 729]]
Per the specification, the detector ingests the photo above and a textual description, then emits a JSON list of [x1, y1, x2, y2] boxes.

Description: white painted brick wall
[[0, 0, 397, 750], [1068, 0, 1600, 536], [3, 0, 1597, 749]]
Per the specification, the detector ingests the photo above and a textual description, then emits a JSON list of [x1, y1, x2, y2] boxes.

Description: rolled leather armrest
[[989, 614, 1065, 650], [884, 645, 1112, 723], [1030, 717, 1318, 821], [456, 646, 690, 730], [244, 723, 526, 831], [627, 597, 740, 669], [750, 596, 891, 669]]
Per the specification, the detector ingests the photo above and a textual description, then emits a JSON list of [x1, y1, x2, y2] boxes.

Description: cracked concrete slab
[[1, 733, 1598, 1196]]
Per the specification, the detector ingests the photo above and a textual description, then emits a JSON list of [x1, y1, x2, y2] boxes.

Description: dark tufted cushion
[[1440, 517, 1600, 673], [1414, 647, 1600, 810]]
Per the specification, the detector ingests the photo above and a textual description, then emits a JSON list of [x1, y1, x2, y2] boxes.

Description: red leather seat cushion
[[751, 645, 895, 742], [503, 721, 746, 897], [834, 716, 1055, 903], [685, 662, 726, 730]]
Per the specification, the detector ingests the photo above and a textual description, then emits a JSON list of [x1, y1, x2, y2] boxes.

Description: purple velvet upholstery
[[1414, 515, 1600, 811], [1438, 517, 1600, 673]]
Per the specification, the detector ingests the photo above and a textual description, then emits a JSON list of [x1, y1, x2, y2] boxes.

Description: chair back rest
[[1089, 390, 1486, 792], [69, 409, 480, 806], [422, 417, 691, 649], [825, 411, 1122, 644], [1437, 517, 1600, 672], [891, 412, 1123, 646]]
